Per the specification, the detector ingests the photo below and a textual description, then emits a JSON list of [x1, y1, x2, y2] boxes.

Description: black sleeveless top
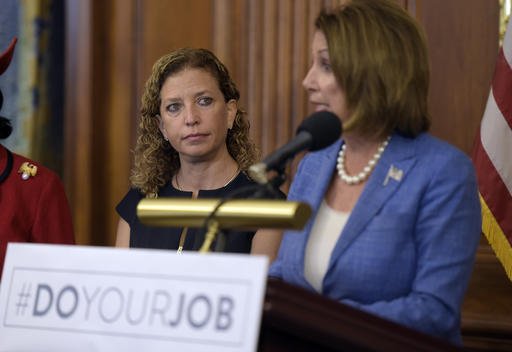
[[116, 172, 261, 253]]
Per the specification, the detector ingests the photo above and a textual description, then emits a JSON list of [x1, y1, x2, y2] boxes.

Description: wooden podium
[[258, 279, 462, 351]]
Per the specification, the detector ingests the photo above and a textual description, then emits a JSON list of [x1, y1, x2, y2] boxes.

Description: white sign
[[0, 243, 268, 352]]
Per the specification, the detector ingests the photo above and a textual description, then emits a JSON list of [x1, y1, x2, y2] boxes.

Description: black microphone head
[[296, 111, 342, 151]]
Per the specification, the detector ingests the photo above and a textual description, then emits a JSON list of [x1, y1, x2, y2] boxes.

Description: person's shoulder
[[413, 133, 471, 161], [11, 151, 62, 185], [406, 133, 475, 177], [236, 170, 259, 186], [116, 186, 146, 217], [122, 186, 146, 201]]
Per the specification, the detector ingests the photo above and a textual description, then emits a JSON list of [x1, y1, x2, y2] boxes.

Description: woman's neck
[[341, 133, 389, 173], [175, 154, 239, 193], [342, 133, 386, 154]]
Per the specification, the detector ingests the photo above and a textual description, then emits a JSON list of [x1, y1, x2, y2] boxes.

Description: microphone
[[248, 111, 342, 184]]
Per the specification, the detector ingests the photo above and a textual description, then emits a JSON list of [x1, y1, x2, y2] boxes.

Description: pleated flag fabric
[[472, 19, 512, 281]]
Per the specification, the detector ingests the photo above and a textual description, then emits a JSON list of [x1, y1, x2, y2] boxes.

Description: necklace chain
[[336, 136, 391, 185], [175, 168, 240, 191], [174, 167, 239, 255]]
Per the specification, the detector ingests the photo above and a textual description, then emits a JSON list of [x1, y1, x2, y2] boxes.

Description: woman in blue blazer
[[268, 0, 481, 345]]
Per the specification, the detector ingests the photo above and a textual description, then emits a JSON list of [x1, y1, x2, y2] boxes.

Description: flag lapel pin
[[383, 165, 403, 186]]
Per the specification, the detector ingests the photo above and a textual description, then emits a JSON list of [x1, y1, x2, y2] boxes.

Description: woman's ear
[[156, 114, 168, 141], [226, 100, 237, 129]]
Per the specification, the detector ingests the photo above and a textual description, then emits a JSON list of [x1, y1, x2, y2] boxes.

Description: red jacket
[[0, 144, 75, 277]]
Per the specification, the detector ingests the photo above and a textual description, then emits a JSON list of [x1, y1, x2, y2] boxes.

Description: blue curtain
[[17, 0, 65, 175], [0, 0, 19, 150]]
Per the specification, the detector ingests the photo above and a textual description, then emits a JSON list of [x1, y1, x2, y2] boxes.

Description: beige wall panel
[[246, 0, 264, 149], [100, 0, 138, 246], [65, 0, 94, 245], [212, 0, 331, 159], [415, 0, 499, 155], [136, 0, 213, 92]]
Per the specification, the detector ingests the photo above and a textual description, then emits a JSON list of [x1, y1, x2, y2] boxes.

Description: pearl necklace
[[336, 136, 391, 185]]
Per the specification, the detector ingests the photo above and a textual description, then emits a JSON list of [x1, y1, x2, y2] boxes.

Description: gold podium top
[[137, 198, 312, 230]]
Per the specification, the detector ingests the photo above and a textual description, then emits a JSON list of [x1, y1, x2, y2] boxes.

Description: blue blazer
[[269, 132, 481, 344]]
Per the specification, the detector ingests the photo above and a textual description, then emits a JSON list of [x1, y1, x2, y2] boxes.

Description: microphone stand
[[250, 163, 287, 200], [199, 219, 220, 253], [200, 163, 289, 253]]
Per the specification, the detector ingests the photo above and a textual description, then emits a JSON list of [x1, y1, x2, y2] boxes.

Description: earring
[[163, 135, 168, 141]]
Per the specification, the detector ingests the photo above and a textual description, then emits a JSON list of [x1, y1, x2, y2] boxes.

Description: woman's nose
[[184, 104, 199, 126], [302, 66, 315, 91]]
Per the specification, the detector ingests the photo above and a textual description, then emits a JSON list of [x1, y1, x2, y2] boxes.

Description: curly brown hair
[[130, 48, 259, 196]]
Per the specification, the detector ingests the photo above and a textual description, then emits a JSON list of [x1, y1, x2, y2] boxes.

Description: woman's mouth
[[183, 133, 208, 141]]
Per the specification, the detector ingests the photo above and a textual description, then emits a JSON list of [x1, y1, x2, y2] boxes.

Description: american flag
[[472, 19, 512, 281]]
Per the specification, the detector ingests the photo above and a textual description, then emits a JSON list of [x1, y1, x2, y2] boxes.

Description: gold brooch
[[18, 162, 38, 180]]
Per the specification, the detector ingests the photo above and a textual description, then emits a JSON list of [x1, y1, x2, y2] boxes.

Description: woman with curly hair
[[115, 48, 281, 258]]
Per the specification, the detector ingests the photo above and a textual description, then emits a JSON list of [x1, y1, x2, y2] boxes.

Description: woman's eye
[[320, 59, 332, 72], [166, 103, 181, 114], [198, 96, 213, 106]]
